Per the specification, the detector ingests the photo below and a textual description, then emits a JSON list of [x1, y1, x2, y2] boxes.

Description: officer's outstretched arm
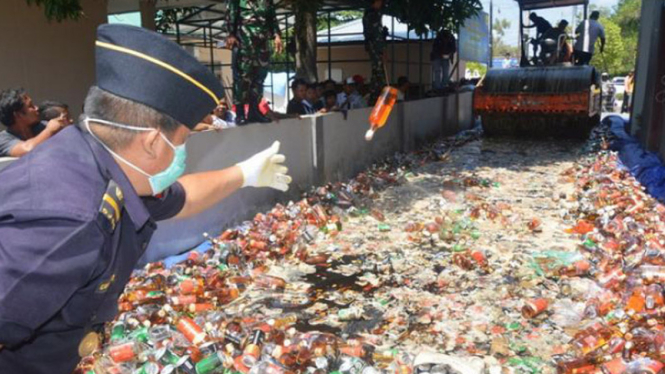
[[175, 141, 291, 219]]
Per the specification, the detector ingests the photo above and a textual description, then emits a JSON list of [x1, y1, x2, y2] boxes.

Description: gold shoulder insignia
[[98, 180, 125, 232]]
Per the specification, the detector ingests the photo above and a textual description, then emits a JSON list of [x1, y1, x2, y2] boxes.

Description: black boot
[[235, 103, 248, 126], [247, 96, 272, 124]]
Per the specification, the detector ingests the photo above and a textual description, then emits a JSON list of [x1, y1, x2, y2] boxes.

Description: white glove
[[237, 141, 292, 192]]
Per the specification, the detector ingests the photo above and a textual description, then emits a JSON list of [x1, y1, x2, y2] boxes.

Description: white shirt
[[211, 114, 236, 129], [302, 100, 317, 115], [502, 58, 512, 69], [574, 20, 605, 54], [336, 92, 367, 110]]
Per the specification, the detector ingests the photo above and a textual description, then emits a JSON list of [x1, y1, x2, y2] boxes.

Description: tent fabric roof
[[516, 0, 588, 11]]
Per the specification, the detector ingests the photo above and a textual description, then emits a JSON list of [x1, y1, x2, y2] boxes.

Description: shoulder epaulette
[[98, 180, 124, 232]]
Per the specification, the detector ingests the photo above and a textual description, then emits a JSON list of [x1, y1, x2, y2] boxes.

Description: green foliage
[[386, 0, 483, 35], [492, 18, 519, 59], [613, 0, 640, 37], [155, 7, 199, 33], [590, 18, 625, 76], [317, 11, 363, 31], [466, 62, 487, 76], [25, 0, 82, 22], [612, 0, 640, 71]]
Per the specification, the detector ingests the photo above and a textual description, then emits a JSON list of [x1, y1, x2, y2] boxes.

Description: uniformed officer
[[224, 0, 283, 125], [0, 24, 291, 374], [363, 0, 389, 105]]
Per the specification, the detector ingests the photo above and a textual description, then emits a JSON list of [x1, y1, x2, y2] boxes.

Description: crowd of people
[[285, 74, 412, 117], [0, 89, 73, 158], [0, 73, 417, 158]]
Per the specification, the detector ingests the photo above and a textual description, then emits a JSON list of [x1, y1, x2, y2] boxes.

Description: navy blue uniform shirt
[[0, 125, 186, 373]]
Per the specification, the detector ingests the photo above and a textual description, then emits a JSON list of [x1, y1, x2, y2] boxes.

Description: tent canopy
[[515, 0, 588, 11]]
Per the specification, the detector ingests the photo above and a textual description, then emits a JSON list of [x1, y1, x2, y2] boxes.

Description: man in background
[[363, 0, 389, 105], [287, 79, 308, 116], [431, 29, 457, 90], [0, 89, 70, 157], [199, 100, 237, 131], [502, 53, 513, 69], [541, 20, 571, 64], [39, 101, 74, 124], [524, 12, 553, 57], [574, 11, 605, 66], [337, 77, 367, 110], [213, 100, 236, 126], [622, 70, 634, 113], [224, 0, 283, 125], [304, 83, 323, 113], [321, 90, 339, 113]]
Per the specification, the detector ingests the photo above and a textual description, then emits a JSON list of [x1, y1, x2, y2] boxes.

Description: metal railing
[[172, 5, 436, 111]]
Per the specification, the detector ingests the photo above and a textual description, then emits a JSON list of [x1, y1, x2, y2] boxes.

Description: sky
[[479, 0, 622, 46]]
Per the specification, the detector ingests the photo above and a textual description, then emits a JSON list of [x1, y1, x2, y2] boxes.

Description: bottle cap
[[365, 129, 376, 141]]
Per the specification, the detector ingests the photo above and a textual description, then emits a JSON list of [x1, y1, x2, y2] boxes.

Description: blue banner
[[459, 12, 490, 64]]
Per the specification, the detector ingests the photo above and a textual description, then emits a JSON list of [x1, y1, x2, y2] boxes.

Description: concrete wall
[[0, 0, 108, 122], [314, 105, 404, 184], [404, 96, 446, 150], [142, 93, 473, 262]]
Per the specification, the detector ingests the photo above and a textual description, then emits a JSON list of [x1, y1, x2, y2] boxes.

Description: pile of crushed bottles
[[74, 131, 483, 374], [550, 147, 665, 373], [75, 123, 665, 374]]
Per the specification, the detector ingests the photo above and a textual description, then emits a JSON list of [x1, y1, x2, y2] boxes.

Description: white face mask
[[85, 118, 187, 195]]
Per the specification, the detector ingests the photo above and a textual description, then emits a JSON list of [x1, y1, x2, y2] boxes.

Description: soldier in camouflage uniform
[[363, 0, 388, 105], [224, 0, 283, 124]]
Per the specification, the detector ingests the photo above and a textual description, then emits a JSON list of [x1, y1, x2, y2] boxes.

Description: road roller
[[474, 0, 602, 139]]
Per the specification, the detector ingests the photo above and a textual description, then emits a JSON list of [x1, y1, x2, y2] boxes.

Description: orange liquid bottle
[[366, 86, 399, 141]]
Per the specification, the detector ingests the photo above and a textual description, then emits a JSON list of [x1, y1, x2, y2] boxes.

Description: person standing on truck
[[573, 11, 605, 66], [541, 20, 571, 64], [524, 12, 553, 57]]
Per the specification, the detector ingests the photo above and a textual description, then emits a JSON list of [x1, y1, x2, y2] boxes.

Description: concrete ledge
[[405, 96, 446, 149], [315, 105, 404, 185]]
